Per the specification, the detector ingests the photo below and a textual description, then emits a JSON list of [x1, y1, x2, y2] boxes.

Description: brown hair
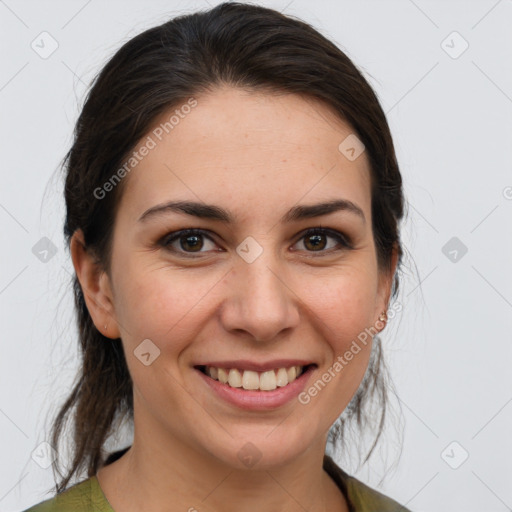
[[51, 1, 404, 493]]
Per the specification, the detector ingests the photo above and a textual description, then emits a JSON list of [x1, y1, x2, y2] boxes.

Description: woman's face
[[92, 86, 394, 469]]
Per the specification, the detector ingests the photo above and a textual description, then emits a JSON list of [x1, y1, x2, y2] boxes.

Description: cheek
[[297, 272, 378, 427], [308, 274, 378, 408], [310, 267, 379, 351], [113, 261, 215, 351]]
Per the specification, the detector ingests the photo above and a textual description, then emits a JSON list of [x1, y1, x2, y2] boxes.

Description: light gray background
[[1, 1, 511, 511]]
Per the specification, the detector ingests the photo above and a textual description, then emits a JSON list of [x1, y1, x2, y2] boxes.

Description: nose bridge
[[221, 239, 299, 340]]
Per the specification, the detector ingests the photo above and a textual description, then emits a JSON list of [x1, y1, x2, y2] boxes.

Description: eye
[[159, 227, 352, 258], [160, 229, 219, 256], [292, 227, 352, 255]]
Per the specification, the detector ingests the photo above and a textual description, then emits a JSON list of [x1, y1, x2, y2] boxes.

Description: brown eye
[[161, 229, 219, 256], [178, 233, 204, 252], [160, 227, 352, 259], [294, 228, 352, 254], [303, 233, 327, 251]]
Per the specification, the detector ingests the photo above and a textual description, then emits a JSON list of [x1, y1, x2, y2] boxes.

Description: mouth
[[194, 363, 317, 392]]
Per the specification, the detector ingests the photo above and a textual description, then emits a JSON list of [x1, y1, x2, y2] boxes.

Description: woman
[[24, 3, 410, 511]]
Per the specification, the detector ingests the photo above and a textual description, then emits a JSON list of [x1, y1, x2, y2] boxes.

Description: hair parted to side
[[52, 1, 404, 493]]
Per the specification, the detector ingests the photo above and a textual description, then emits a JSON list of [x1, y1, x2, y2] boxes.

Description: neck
[[97, 418, 347, 511]]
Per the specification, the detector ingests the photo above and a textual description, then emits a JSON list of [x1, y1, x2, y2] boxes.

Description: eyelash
[[159, 227, 353, 258]]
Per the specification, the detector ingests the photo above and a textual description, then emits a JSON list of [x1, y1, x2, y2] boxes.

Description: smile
[[194, 361, 317, 411], [197, 364, 314, 391]]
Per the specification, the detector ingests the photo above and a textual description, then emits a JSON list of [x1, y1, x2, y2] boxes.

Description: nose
[[218, 252, 300, 343]]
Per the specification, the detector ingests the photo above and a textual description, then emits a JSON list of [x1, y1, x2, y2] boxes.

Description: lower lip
[[195, 366, 316, 411]]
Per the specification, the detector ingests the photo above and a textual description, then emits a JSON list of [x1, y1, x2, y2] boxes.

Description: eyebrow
[[138, 198, 365, 224]]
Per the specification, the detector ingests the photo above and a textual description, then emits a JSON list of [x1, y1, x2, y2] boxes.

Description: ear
[[375, 244, 399, 329], [70, 229, 121, 339]]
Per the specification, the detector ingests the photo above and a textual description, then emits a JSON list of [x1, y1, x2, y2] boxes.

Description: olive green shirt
[[24, 454, 411, 512]]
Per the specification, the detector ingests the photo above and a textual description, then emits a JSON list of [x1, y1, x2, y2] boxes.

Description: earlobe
[[385, 244, 399, 303], [376, 244, 400, 330], [70, 229, 121, 339]]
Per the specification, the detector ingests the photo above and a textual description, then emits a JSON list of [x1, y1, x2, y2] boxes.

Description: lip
[[192, 359, 315, 373], [194, 364, 317, 411]]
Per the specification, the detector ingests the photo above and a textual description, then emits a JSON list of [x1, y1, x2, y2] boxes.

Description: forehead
[[118, 86, 371, 223]]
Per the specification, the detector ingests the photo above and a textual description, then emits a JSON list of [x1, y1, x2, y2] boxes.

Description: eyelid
[[159, 227, 353, 257], [297, 226, 353, 249], [159, 228, 218, 253]]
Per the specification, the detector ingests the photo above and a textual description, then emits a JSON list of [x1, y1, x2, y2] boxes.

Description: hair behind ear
[[49, 275, 133, 493]]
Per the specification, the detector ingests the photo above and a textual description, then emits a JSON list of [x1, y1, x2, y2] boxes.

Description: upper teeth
[[205, 366, 304, 391]]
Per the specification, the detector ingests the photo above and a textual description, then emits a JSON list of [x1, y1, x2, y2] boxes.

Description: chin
[[207, 430, 314, 471]]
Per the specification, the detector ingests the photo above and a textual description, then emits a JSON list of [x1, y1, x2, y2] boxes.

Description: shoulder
[[323, 454, 411, 512], [345, 474, 411, 512], [22, 476, 112, 512]]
